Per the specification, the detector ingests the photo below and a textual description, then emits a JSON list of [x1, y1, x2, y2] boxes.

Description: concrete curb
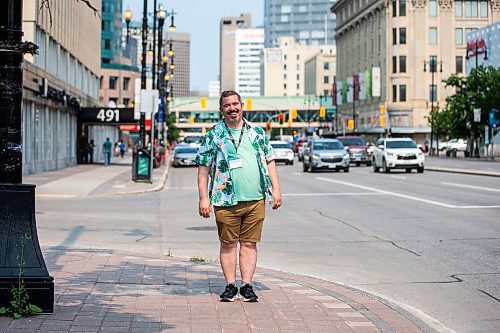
[[426, 167, 500, 177]]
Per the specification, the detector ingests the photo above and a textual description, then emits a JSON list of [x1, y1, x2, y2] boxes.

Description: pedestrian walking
[[195, 90, 282, 302], [102, 137, 112, 166], [118, 140, 126, 158]]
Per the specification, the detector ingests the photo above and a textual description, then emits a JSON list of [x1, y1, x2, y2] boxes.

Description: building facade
[[264, 0, 337, 47], [166, 32, 191, 97], [22, 0, 103, 174], [331, 0, 500, 143], [234, 29, 265, 96], [220, 13, 253, 92], [304, 51, 337, 96], [261, 37, 336, 96]]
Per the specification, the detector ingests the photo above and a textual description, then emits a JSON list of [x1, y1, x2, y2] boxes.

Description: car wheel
[[382, 159, 390, 173], [372, 159, 379, 173], [344, 167, 349, 172], [290, 160, 294, 166], [417, 167, 424, 173]]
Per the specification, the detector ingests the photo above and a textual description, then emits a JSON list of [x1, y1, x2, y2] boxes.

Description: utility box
[[132, 148, 151, 182]]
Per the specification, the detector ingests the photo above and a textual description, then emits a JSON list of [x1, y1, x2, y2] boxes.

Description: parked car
[[337, 136, 372, 166], [302, 138, 350, 172], [172, 146, 198, 167], [270, 140, 295, 165], [445, 139, 467, 156], [372, 138, 425, 173]]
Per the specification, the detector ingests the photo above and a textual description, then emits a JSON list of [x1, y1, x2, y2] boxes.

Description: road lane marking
[[316, 177, 500, 209], [441, 182, 500, 193], [36, 194, 77, 199], [391, 175, 407, 180], [283, 192, 382, 197]]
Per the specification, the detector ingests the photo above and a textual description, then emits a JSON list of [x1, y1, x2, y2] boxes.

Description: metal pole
[[352, 80, 356, 133], [140, 0, 148, 89], [0, 0, 23, 183], [152, 0, 157, 89]]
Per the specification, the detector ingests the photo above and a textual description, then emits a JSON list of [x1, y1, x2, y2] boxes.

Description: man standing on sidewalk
[[195, 90, 282, 302]]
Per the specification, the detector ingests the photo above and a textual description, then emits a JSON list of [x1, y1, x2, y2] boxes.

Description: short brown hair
[[219, 90, 242, 108]]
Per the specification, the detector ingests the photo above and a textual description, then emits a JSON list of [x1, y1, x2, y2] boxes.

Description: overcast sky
[[122, 0, 264, 92]]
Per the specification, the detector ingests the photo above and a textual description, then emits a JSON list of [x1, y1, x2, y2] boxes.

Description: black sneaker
[[219, 283, 238, 302], [239, 284, 258, 302]]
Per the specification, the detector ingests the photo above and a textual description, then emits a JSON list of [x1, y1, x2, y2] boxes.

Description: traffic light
[[288, 119, 292, 127], [189, 116, 195, 124], [200, 96, 207, 109], [246, 98, 252, 110], [266, 121, 271, 131], [320, 106, 326, 118], [380, 104, 385, 127], [291, 108, 297, 119], [278, 113, 284, 125], [348, 119, 354, 131]]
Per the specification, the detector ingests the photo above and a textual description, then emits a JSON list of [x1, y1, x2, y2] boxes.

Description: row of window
[[393, 27, 440, 45], [455, 27, 478, 45], [391, 0, 488, 18], [100, 76, 131, 91], [391, 55, 464, 74]]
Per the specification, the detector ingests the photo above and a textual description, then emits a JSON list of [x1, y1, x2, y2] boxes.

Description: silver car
[[302, 139, 350, 172], [172, 146, 198, 167]]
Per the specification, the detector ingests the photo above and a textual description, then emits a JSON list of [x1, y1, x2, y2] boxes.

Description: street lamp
[[156, 4, 167, 90], [423, 57, 442, 156], [123, 8, 132, 43]]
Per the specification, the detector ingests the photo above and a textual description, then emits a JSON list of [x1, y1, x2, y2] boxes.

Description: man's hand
[[271, 189, 282, 210], [199, 197, 212, 218]]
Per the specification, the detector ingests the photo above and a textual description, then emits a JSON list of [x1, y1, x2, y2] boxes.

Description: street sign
[[474, 108, 481, 122], [78, 108, 135, 124], [490, 108, 499, 128]]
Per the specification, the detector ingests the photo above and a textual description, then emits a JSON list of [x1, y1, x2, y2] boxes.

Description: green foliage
[[0, 235, 43, 319], [166, 112, 180, 143], [441, 66, 500, 140]]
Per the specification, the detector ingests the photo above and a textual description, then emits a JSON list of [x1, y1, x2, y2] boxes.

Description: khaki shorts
[[214, 199, 265, 243]]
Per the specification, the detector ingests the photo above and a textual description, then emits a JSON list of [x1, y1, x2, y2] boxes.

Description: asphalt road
[[35, 160, 500, 333]]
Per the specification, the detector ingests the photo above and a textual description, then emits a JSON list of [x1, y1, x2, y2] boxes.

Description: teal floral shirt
[[195, 119, 275, 207]]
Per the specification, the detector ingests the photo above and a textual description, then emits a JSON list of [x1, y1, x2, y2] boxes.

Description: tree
[[166, 112, 180, 143], [441, 66, 500, 156]]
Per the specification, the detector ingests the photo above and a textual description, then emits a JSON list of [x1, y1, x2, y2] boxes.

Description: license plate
[[328, 164, 337, 168]]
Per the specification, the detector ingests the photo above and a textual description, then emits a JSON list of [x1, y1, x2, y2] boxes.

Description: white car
[[372, 138, 425, 173], [445, 139, 467, 154], [270, 140, 295, 165]]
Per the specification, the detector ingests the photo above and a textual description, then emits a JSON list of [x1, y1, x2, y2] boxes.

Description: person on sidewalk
[[195, 90, 282, 302], [102, 137, 112, 166], [88, 139, 96, 164], [118, 140, 126, 158]]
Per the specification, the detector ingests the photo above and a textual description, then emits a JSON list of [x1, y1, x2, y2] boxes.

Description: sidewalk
[[0, 155, 458, 333]]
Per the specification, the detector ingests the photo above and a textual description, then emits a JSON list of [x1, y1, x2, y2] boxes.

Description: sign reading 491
[[97, 109, 120, 122], [78, 107, 135, 124]]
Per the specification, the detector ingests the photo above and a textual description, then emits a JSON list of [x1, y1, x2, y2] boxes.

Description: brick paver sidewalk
[[0, 248, 436, 333]]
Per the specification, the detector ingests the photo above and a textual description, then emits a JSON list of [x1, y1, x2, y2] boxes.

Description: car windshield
[[386, 140, 417, 149], [314, 141, 343, 150], [271, 143, 292, 149], [175, 148, 198, 154], [339, 138, 365, 146], [184, 137, 202, 144]]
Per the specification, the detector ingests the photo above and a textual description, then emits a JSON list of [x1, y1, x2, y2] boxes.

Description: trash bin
[[132, 148, 151, 182]]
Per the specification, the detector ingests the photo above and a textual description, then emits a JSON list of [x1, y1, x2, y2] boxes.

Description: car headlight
[[386, 151, 396, 157], [418, 152, 424, 157], [343, 153, 349, 159], [312, 154, 320, 160]]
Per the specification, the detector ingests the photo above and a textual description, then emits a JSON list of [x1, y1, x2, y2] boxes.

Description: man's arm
[[267, 160, 282, 210], [197, 165, 211, 218]]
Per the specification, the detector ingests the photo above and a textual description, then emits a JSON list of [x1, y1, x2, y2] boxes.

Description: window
[[399, 85, 407, 102], [429, 0, 437, 16], [456, 1, 463, 16], [323, 62, 330, 70], [392, 0, 397, 17], [296, 54, 300, 60], [323, 76, 329, 84], [430, 55, 438, 72], [392, 28, 397, 45], [296, 64, 300, 70], [392, 56, 397, 73], [99, 76, 103, 89], [109, 76, 118, 89], [400, 56, 407, 73], [296, 74, 300, 80], [123, 98, 130, 107], [429, 27, 438, 45], [297, 83, 300, 89], [284, 54, 287, 60], [399, 0, 406, 16], [456, 56, 463, 73], [123, 77, 130, 91], [480, 1, 488, 17], [392, 85, 397, 102], [399, 28, 406, 44], [465, 1, 478, 17], [455, 28, 463, 45], [104, 39, 111, 50], [284, 74, 287, 80], [284, 64, 287, 70]]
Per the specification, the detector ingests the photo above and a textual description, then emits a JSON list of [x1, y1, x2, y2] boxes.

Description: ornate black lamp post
[[123, 8, 132, 43], [0, 0, 54, 313], [424, 57, 442, 156]]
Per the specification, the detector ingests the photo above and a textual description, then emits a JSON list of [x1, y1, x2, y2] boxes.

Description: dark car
[[337, 136, 372, 166]]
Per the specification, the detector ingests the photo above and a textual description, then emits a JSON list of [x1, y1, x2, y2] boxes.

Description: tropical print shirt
[[195, 119, 275, 207]]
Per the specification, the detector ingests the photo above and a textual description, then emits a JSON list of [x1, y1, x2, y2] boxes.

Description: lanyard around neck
[[225, 121, 246, 154]]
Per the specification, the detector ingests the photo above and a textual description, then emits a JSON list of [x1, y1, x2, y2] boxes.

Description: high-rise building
[[331, 0, 500, 143], [261, 37, 335, 96], [220, 13, 252, 92], [264, 0, 337, 47], [235, 28, 265, 96], [166, 32, 191, 97]]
